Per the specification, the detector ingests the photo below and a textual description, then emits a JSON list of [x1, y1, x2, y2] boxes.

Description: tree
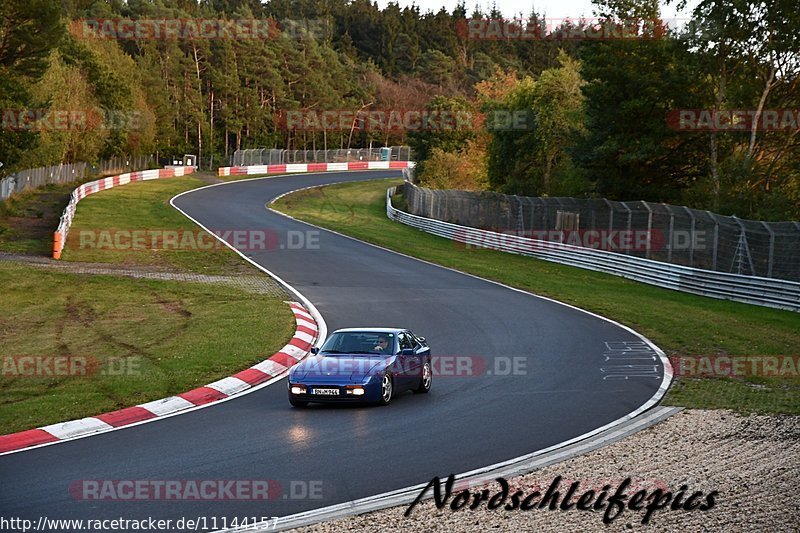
[[575, 28, 703, 202], [0, 0, 65, 172], [0, 0, 65, 78], [480, 55, 586, 196], [407, 95, 476, 177]]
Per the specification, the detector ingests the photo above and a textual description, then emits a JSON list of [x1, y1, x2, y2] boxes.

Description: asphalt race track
[[0, 170, 666, 530]]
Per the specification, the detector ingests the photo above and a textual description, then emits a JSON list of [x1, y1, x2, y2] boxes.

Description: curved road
[[0, 170, 666, 530]]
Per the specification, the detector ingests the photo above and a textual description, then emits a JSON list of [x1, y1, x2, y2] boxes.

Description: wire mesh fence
[[0, 155, 154, 200], [403, 182, 800, 282], [231, 146, 412, 166]]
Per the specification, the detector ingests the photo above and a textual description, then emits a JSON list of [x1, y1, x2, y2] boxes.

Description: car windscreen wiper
[[320, 350, 343, 354]]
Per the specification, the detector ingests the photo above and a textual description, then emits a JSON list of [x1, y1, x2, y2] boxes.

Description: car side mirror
[[401, 348, 415, 356], [310, 347, 319, 355], [418, 337, 426, 343]]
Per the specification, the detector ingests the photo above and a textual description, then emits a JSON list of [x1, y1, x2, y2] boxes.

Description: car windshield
[[319, 332, 394, 355]]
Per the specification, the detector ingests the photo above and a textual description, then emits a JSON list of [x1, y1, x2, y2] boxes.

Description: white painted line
[[170, 177, 328, 350], [206, 376, 250, 396], [40, 418, 114, 440], [138, 396, 196, 417], [216, 407, 680, 533], [270, 183, 673, 417]]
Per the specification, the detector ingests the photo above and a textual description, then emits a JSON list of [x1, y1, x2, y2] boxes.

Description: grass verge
[[0, 262, 293, 433], [0, 179, 94, 255], [61, 176, 250, 275], [272, 178, 800, 415], [0, 174, 295, 433]]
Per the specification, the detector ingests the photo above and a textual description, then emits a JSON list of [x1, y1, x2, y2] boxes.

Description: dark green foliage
[[0, 0, 797, 219]]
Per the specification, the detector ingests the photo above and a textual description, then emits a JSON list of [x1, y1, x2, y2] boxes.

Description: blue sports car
[[287, 328, 432, 407]]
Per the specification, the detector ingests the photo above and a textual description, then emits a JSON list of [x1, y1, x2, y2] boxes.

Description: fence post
[[665, 204, 674, 262], [682, 206, 695, 267], [620, 202, 632, 254], [731, 215, 756, 276], [706, 211, 719, 271], [761, 221, 775, 278], [642, 201, 653, 259], [603, 198, 614, 236]]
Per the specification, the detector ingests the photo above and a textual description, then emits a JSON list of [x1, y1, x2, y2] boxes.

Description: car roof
[[332, 327, 407, 334]]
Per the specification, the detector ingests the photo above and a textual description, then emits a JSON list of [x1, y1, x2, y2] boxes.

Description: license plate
[[311, 388, 339, 396]]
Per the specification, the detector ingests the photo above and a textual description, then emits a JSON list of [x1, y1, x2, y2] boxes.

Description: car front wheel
[[378, 374, 393, 405], [414, 362, 432, 394]]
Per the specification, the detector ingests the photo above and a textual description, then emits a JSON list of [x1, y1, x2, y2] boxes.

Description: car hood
[[292, 355, 390, 383]]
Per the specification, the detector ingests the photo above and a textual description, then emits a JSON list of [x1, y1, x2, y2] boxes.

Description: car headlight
[[345, 386, 365, 396], [290, 384, 307, 395]]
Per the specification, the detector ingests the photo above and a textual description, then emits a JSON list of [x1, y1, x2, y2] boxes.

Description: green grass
[[0, 174, 298, 433], [61, 176, 251, 275], [272, 178, 800, 415], [0, 262, 293, 433], [0, 180, 96, 255]]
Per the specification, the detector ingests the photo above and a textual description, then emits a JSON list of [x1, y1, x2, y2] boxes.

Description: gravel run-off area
[[299, 409, 799, 532]]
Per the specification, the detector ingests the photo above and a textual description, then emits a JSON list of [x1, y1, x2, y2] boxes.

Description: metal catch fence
[[403, 182, 800, 282], [1, 156, 154, 200], [388, 186, 800, 311]]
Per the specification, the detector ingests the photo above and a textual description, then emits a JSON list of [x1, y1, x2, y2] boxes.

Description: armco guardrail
[[386, 186, 800, 312], [53, 167, 195, 259], [218, 160, 414, 177], [232, 146, 412, 166]]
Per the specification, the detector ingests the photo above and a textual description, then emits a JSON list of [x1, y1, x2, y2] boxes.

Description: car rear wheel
[[289, 398, 308, 408], [414, 362, 432, 394], [378, 374, 393, 405]]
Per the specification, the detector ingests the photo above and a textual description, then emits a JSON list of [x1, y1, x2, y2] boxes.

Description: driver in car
[[373, 336, 391, 354]]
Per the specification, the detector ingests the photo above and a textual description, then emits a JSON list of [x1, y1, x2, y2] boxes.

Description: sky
[[373, 0, 700, 21]]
